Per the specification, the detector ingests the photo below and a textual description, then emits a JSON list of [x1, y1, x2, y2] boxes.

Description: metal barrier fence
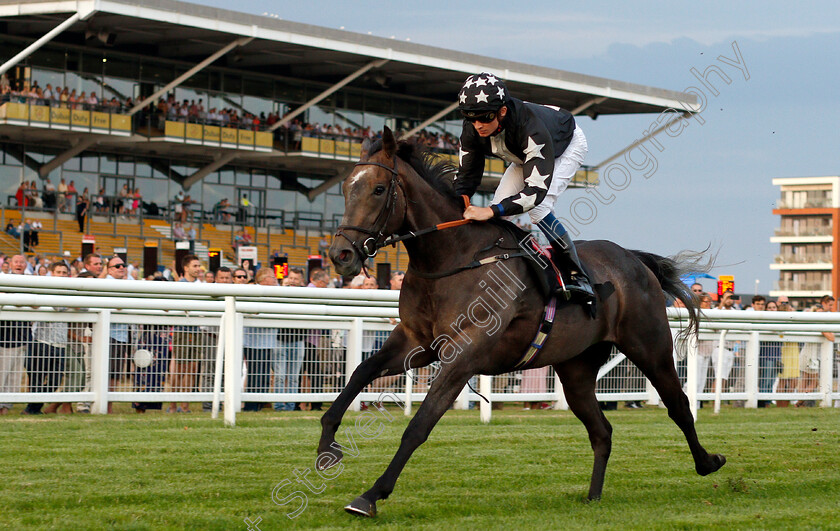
[[0, 276, 839, 424]]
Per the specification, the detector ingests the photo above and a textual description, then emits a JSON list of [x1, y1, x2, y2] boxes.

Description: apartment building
[[770, 176, 839, 306]]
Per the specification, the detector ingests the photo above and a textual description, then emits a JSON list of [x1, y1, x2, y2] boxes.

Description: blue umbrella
[[681, 272, 717, 286]]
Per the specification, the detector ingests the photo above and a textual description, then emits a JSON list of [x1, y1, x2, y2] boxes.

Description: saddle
[[493, 220, 613, 308]]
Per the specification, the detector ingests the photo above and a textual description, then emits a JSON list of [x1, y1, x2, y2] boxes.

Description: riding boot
[[550, 232, 596, 302]]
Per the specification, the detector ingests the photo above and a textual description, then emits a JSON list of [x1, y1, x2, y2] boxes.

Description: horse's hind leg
[[618, 328, 726, 476], [317, 325, 433, 465], [344, 363, 472, 517], [554, 342, 614, 500]]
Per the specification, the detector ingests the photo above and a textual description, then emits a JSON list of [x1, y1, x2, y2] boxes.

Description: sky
[[196, 0, 840, 296]]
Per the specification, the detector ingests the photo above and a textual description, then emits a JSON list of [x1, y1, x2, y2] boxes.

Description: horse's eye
[[373, 185, 386, 196]]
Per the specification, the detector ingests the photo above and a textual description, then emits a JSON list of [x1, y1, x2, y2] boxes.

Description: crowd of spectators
[[677, 285, 837, 410], [0, 75, 134, 113], [0, 250, 405, 416]]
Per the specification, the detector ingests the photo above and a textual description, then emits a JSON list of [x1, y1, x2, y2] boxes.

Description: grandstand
[[0, 0, 697, 277]]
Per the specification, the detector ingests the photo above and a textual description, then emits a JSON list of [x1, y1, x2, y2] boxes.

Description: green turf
[[1, 405, 839, 530]]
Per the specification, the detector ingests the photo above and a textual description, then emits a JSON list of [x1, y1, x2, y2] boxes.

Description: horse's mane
[[366, 137, 463, 209]]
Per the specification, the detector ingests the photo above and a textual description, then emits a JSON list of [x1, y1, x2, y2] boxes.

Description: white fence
[[0, 276, 838, 424]]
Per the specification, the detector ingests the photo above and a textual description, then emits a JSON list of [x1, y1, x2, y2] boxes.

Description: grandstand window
[[62, 157, 81, 172], [251, 173, 266, 188], [100, 154, 117, 174], [220, 169, 235, 185], [32, 67, 64, 91], [309, 105, 333, 127], [117, 157, 135, 176], [30, 48, 65, 70], [223, 73, 242, 96], [2, 145, 23, 167], [102, 55, 139, 82], [138, 61, 173, 84], [136, 161, 152, 178], [81, 154, 98, 173], [79, 51, 105, 82], [102, 76, 136, 103], [0, 165, 22, 199], [235, 170, 251, 186], [65, 72, 101, 100]]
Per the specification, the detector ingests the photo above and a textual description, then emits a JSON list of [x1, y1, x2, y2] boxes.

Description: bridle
[[335, 157, 475, 276], [335, 159, 404, 266]]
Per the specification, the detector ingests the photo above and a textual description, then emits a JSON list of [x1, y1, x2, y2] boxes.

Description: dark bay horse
[[319, 127, 725, 517]]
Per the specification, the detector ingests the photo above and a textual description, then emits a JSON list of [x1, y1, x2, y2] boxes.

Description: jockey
[[455, 72, 594, 300]]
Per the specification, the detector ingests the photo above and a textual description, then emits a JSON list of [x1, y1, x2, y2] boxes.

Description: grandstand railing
[[0, 276, 837, 425]]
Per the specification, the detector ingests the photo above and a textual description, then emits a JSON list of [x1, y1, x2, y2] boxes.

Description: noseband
[[335, 160, 403, 265]]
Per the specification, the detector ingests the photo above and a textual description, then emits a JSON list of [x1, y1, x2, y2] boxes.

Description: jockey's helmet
[[458, 72, 509, 122]]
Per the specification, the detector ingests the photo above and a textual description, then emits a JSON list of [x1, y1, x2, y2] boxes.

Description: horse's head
[[331, 127, 407, 276]]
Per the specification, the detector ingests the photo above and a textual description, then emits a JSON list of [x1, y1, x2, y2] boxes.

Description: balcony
[[774, 227, 833, 237], [777, 198, 833, 209], [774, 253, 832, 264], [775, 280, 832, 292]]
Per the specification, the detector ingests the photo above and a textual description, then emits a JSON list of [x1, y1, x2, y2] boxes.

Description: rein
[[335, 160, 523, 280]]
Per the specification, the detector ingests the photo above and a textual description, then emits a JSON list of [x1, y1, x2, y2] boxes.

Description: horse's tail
[[630, 249, 712, 345]]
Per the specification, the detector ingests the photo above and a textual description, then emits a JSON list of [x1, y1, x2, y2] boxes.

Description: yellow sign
[[221, 127, 237, 144], [110, 114, 131, 132], [185, 123, 202, 141], [718, 275, 735, 296], [238, 129, 254, 146], [204, 125, 221, 143], [49, 107, 70, 125], [91, 112, 110, 129], [255, 131, 272, 150], [71, 109, 90, 127], [30, 105, 49, 122], [165, 121, 185, 138]]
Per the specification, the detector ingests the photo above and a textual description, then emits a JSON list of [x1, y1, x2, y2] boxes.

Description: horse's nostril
[[339, 250, 351, 263]]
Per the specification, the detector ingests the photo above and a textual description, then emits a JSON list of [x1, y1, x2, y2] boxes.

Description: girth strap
[[513, 296, 558, 370]]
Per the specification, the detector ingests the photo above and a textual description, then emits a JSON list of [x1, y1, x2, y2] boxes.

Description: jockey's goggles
[[460, 109, 498, 123]]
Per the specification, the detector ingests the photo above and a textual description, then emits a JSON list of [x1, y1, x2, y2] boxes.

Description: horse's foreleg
[[317, 325, 432, 465], [555, 343, 613, 501], [344, 363, 472, 517]]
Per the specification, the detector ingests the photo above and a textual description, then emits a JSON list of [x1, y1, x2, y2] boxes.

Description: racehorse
[[318, 127, 725, 517]]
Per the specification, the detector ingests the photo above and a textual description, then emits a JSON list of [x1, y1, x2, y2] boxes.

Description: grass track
[[2, 406, 839, 530]]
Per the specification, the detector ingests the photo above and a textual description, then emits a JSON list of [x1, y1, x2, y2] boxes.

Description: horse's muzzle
[[329, 241, 361, 276]]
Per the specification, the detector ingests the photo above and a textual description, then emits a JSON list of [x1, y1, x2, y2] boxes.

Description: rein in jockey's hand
[[463, 205, 495, 221]]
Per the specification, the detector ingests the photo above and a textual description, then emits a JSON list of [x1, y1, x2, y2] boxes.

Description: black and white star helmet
[[458, 72, 508, 115]]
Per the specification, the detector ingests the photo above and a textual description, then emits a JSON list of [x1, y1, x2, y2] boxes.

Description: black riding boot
[[549, 232, 596, 302]]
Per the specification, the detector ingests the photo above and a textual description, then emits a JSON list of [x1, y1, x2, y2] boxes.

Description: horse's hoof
[[315, 449, 343, 471], [344, 496, 376, 517], [697, 453, 726, 476]]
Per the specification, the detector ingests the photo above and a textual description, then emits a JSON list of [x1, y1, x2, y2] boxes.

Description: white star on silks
[[485, 74, 499, 85], [474, 76, 488, 87], [464, 77, 476, 88], [496, 86, 505, 100], [474, 90, 489, 103], [459, 92, 467, 104], [523, 136, 545, 162], [459, 147, 469, 166], [525, 165, 550, 188], [513, 193, 537, 211]]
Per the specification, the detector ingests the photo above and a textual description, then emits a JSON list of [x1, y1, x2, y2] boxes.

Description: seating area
[[0, 207, 410, 275]]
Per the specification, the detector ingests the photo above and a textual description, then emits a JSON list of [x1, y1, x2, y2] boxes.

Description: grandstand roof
[[0, 0, 698, 116]]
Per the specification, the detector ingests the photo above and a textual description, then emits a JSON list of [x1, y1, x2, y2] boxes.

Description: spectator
[[274, 267, 305, 412], [233, 267, 249, 284], [24, 261, 70, 415], [105, 255, 131, 413], [76, 191, 89, 233], [712, 290, 740, 396], [64, 270, 95, 414], [204, 270, 215, 283], [215, 266, 233, 284], [169, 254, 204, 414], [243, 268, 279, 412], [796, 306, 833, 407], [172, 221, 187, 240], [29, 219, 41, 248], [81, 253, 105, 278], [57, 177, 68, 213], [390, 271, 404, 291], [302, 268, 332, 411], [0, 255, 31, 415], [753, 295, 782, 408], [776, 296, 798, 407]]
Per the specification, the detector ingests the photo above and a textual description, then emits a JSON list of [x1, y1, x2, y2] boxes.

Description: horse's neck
[[400, 173, 491, 273]]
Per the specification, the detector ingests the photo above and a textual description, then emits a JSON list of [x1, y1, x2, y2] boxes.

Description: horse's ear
[[382, 126, 397, 159], [360, 138, 372, 161]]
